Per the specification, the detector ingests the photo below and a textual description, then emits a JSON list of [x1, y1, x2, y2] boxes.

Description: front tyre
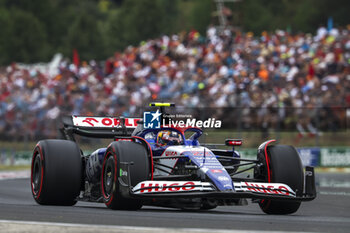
[[31, 140, 82, 205], [256, 145, 304, 214], [200, 199, 218, 210], [101, 141, 150, 210]]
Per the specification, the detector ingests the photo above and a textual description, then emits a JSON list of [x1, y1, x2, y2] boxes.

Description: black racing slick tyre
[[200, 199, 218, 210], [31, 140, 82, 205], [101, 141, 150, 210], [256, 145, 304, 214]]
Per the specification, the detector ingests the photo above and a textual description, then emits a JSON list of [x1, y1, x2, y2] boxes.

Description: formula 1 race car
[[30, 103, 316, 214]]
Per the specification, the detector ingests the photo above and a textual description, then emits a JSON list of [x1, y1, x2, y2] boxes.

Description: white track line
[[320, 191, 350, 196], [0, 220, 316, 233]]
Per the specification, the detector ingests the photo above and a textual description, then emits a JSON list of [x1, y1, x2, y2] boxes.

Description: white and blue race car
[[30, 103, 316, 214]]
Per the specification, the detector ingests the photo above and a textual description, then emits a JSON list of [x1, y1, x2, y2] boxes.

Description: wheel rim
[[32, 154, 42, 195], [103, 156, 115, 198]]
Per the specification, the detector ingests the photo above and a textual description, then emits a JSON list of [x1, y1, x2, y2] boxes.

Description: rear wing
[[60, 116, 142, 140]]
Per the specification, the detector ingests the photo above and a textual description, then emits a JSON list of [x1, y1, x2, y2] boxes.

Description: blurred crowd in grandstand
[[0, 25, 349, 141]]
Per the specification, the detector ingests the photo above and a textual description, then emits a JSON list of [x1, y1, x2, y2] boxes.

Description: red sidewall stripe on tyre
[[132, 136, 154, 180], [261, 140, 276, 209], [101, 151, 117, 206], [31, 144, 44, 200], [264, 140, 276, 183]]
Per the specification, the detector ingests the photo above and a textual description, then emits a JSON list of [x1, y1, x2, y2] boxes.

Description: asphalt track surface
[[0, 172, 349, 232]]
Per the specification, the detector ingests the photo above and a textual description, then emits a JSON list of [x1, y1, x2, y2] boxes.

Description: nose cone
[[182, 148, 234, 191], [205, 167, 233, 191]]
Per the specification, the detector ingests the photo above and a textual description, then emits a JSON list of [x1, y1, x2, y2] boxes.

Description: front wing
[[118, 164, 316, 202]]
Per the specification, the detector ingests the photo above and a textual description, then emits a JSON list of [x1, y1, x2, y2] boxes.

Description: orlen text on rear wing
[[60, 116, 142, 140]]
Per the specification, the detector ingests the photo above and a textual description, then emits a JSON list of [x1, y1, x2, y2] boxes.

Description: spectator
[[0, 25, 349, 140]]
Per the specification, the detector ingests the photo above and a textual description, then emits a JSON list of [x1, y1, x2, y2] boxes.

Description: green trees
[[0, 0, 348, 65], [106, 0, 167, 51], [0, 8, 48, 64], [240, 0, 350, 34], [65, 12, 106, 60], [187, 0, 212, 34], [0, 8, 12, 65]]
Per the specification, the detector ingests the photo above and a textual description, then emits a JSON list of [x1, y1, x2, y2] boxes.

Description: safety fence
[[0, 107, 348, 143]]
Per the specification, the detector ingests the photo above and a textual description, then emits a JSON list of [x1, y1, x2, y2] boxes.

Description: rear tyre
[[31, 140, 82, 205], [256, 145, 304, 214], [101, 141, 150, 210]]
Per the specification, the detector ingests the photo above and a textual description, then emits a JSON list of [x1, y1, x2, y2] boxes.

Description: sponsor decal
[[218, 176, 230, 181], [119, 169, 127, 177], [234, 182, 296, 197], [82, 118, 98, 126], [211, 169, 223, 173], [191, 151, 214, 157], [305, 170, 313, 176], [115, 138, 133, 142], [297, 148, 320, 167], [72, 116, 140, 128], [139, 181, 195, 193], [165, 151, 177, 157], [133, 181, 214, 194], [320, 148, 350, 167], [225, 140, 242, 146]]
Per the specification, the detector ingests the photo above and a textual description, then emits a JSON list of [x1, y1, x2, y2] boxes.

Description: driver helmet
[[156, 130, 182, 146]]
